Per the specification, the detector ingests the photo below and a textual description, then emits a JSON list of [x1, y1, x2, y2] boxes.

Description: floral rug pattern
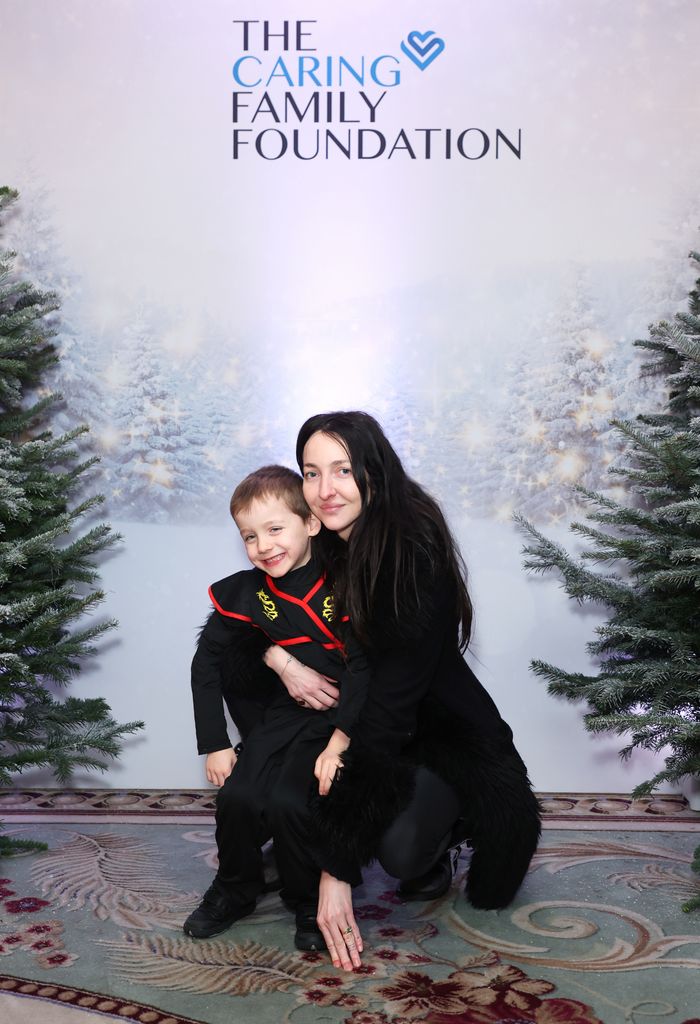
[[1, 824, 699, 1024], [0, 876, 77, 970]]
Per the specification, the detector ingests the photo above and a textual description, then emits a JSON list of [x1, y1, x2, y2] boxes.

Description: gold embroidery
[[256, 588, 278, 621], [322, 595, 335, 622]]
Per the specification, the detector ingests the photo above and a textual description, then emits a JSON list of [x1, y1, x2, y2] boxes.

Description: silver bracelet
[[281, 652, 294, 677]]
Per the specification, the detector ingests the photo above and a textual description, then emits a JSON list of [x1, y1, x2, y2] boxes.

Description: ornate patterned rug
[[0, 793, 699, 1024]]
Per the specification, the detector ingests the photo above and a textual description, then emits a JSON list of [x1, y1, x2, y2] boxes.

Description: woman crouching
[[267, 411, 541, 970]]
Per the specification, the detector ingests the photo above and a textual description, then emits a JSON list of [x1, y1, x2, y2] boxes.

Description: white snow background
[[1, 0, 700, 790]]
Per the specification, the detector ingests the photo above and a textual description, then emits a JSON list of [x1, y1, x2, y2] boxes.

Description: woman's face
[[302, 431, 363, 541]]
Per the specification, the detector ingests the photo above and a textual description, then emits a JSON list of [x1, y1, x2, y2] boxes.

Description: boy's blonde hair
[[230, 465, 310, 521]]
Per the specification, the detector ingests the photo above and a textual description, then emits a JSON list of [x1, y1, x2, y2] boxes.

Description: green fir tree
[[517, 251, 700, 910], [0, 186, 142, 855]]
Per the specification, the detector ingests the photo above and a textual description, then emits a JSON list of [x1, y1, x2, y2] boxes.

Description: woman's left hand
[[317, 870, 363, 971], [264, 645, 340, 710]]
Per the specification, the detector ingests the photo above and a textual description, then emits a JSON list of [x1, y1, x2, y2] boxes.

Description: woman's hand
[[315, 729, 351, 795], [317, 870, 363, 971], [205, 747, 236, 787], [264, 646, 340, 710]]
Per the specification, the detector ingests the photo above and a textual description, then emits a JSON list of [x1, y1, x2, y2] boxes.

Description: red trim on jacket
[[208, 586, 256, 624], [276, 637, 340, 650], [265, 574, 344, 652], [208, 580, 342, 652], [303, 576, 325, 603]]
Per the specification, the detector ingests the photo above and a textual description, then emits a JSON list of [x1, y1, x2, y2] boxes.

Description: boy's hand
[[205, 747, 237, 787], [314, 730, 350, 795]]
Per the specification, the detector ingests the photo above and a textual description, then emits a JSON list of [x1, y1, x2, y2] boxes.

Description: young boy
[[185, 465, 368, 948]]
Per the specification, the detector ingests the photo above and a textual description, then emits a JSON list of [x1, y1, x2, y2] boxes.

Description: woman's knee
[[378, 767, 461, 879], [377, 824, 428, 879]]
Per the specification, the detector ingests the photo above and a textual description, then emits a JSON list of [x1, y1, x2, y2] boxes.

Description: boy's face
[[235, 495, 321, 577]]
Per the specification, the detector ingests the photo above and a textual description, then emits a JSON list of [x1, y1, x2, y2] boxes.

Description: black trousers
[[214, 704, 333, 907], [267, 746, 462, 911], [216, 703, 462, 912]]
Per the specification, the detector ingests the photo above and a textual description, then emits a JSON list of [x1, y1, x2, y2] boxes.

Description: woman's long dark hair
[[296, 411, 473, 651]]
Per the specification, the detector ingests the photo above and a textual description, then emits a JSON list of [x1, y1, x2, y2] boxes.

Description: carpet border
[[1, 789, 698, 825], [0, 974, 207, 1024]]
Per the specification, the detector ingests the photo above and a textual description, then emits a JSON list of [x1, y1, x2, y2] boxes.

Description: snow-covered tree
[[102, 312, 203, 521], [498, 267, 619, 522], [0, 186, 142, 853], [3, 182, 104, 437]]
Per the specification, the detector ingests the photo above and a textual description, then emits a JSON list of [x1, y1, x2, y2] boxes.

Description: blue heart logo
[[400, 30, 445, 70]]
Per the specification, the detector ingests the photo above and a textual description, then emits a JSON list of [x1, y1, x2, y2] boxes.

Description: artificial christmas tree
[[517, 251, 700, 909], [0, 186, 142, 853]]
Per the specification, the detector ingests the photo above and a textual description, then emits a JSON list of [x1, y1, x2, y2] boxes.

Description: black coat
[[311, 562, 541, 910], [191, 560, 369, 754]]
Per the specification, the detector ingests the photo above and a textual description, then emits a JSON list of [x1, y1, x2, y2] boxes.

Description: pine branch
[[515, 514, 634, 607], [682, 844, 700, 912], [0, 186, 142, 790], [0, 831, 47, 856]]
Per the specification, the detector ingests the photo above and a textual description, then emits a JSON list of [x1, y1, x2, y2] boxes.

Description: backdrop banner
[[1, 0, 699, 789]]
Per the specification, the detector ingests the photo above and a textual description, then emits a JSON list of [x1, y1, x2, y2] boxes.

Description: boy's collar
[[267, 554, 319, 582]]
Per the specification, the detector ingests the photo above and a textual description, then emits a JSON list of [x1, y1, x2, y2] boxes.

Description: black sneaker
[[396, 846, 462, 903], [294, 908, 325, 952], [183, 881, 255, 938]]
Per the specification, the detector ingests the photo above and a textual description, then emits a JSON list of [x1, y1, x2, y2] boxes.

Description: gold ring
[[344, 926, 353, 934]]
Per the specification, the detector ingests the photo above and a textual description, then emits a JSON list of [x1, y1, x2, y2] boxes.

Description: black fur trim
[[415, 700, 541, 909], [313, 698, 541, 910], [310, 743, 416, 869]]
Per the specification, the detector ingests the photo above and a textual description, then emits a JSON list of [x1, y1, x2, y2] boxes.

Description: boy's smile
[[235, 495, 320, 577]]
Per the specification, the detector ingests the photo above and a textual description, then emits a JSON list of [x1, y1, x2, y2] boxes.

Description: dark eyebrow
[[303, 459, 350, 468]]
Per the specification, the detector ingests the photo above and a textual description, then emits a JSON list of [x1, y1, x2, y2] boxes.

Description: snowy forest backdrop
[[8, 187, 698, 527], [2, 0, 700, 789]]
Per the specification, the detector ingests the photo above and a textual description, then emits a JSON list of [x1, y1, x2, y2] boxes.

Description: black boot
[[294, 906, 325, 951], [183, 879, 255, 938], [396, 845, 462, 902]]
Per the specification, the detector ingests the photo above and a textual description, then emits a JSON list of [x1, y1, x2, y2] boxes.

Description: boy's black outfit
[[186, 558, 368, 938]]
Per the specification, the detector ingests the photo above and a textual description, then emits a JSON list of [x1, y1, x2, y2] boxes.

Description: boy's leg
[[266, 722, 335, 950], [213, 758, 273, 896], [267, 727, 331, 905], [185, 705, 320, 939], [184, 734, 282, 938]]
